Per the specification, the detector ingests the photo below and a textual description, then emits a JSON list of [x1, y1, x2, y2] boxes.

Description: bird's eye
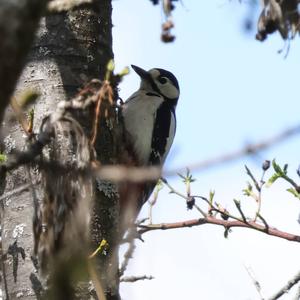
[[158, 76, 168, 84]]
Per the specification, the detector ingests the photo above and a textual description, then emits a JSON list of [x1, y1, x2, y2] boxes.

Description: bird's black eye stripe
[[158, 76, 168, 84], [155, 68, 179, 91]]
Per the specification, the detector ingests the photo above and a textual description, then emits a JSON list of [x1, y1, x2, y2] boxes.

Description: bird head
[[131, 65, 180, 102]]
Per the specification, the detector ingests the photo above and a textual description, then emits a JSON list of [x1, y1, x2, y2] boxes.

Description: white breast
[[122, 91, 164, 165]]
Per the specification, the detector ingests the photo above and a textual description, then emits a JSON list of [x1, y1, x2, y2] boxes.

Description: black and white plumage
[[121, 65, 179, 213]]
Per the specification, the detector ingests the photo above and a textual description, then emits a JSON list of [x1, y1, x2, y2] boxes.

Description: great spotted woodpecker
[[121, 65, 179, 222]]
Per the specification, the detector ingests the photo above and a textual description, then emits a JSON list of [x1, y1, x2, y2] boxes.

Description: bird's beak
[[131, 65, 150, 81]]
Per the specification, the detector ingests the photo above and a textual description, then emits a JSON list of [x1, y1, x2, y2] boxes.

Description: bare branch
[[138, 216, 300, 243]]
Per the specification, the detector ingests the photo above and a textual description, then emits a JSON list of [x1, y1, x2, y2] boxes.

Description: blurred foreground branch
[[169, 124, 300, 175], [2, 123, 300, 183]]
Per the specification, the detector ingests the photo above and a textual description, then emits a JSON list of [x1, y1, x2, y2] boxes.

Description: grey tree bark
[[0, 1, 119, 299], [0, 0, 48, 125]]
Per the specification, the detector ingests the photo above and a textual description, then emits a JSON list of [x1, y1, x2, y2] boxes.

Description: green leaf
[[283, 164, 288, 175], [272, 159, 284, 175], [185, 168, 195, 183], [177, 172, 186, 181], [178, 168, 196, 184], [265, 174, 280, 187], [118, 66, 130, 77], [247, 182, 253, 191], [233, 199, 240, 208], [105, 59, 115, 81], [224, 228, 231, 239], [242, 189, 250, 196], [106, 59, 115, 72], [89, 239, 109, 258], [209, 190, 215, 205], [287, 188, 300, 199], [242, 183, 252, 196], [188, 176, 196, 183]]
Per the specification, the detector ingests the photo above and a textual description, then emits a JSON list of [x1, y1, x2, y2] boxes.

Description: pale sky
[[112, 1, 300, 299]]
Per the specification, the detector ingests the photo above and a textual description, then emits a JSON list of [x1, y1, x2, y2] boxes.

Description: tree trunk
[[0, 1, 119, 299]]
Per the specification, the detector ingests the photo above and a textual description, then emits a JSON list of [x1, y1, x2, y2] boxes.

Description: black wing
[[137, 102, 176, 208], [149, 102, 175, 165]]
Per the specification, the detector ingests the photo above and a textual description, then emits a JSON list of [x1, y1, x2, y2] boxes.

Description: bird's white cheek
[[160, 84, 179, 99]]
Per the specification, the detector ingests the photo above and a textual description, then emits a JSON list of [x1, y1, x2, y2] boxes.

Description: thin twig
[[90, 97, 101, 146], [233, 200, 247, 223], [193, 195, 246, 223], [193, 203, 207, 217], [148, 182, 162, 224], [161, 177, 187, 200], [245, 165, 260, 192], [268, 270, 300, 300], [90, 80, 114, 145], [257, 214, 269, 231], [162, 178, 206, 216], [281, 174, 300, 190], [119, 235, 136, 277], [120, 275, 154, 283], [244, 265, 265, 300], [148, 201, 154, 224], [255, 169, 266, 221]]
